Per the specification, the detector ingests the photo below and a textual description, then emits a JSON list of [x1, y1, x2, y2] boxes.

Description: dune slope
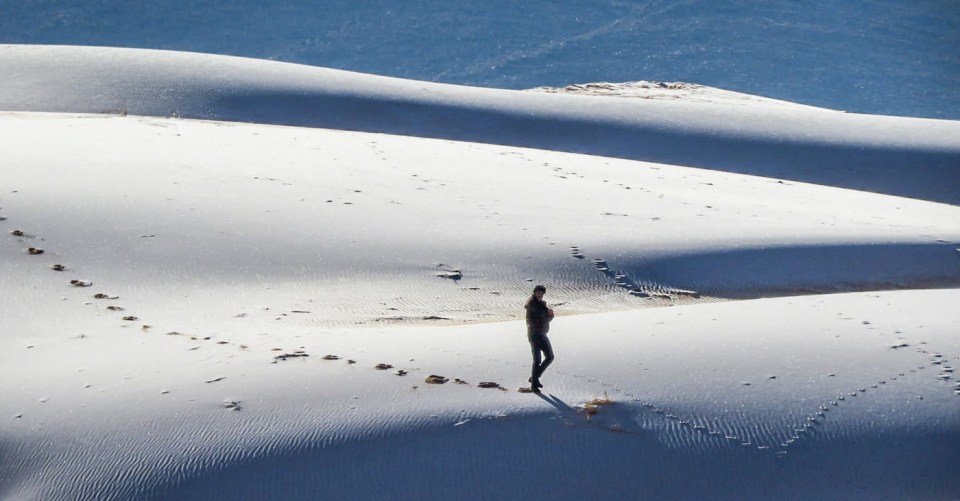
[[2, 45, 959, 204]]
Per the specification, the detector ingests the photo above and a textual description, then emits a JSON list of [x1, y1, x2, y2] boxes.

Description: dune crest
[[1, 45, 959, 203]]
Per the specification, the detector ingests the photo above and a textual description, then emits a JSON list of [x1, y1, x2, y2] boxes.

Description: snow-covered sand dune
[[2, 114, 958, 322], [1, 46, 959, 500], [2, 45, 959, 204], [156, 292, 960, 500]]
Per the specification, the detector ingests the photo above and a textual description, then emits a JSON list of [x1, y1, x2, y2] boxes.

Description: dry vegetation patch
[[581, 393, 615, 418]]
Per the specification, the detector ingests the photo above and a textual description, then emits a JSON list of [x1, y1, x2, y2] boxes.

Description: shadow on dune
[[600, 242, 960, 299], [152, 413, 960, 501], [214, 91, 960, 205], [536, 393, 575, 413]]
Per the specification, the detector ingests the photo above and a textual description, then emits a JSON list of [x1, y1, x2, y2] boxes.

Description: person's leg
[[529, 336, 542, 386], [535, 335, 554, 379]]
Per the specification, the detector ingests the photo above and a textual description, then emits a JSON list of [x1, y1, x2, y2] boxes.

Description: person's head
[[533, 284, 546, 300]]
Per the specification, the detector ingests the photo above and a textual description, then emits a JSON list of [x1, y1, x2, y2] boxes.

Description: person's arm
[[538, 302, 551, 325], [525, 302, 541, 327]]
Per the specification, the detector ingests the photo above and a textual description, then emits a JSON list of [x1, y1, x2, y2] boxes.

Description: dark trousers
[[528, 332, 554, 382]]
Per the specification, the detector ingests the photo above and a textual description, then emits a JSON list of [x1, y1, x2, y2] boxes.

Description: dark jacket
[[525, 297, 550, 336]]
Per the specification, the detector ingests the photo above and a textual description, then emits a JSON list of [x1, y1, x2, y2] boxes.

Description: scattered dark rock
[[27, 247, 44, 255], [94, 293, 119, 300], [375, 363, 394, 370], [322, 355, 340, 360], [51, 264, 66, 271], [204, 376, 226, 384], [437, 270, 463, 281], [70, 280, 92, 287], [10, 230, 24, 237], [221, 400, 242, 411], [107, 306, 125, 311], [425, 375, 448, 384], [273, 351, 308, 363], [394, 370, 408, 376], [122, 316, 139, 321], [477, 382, 500, 389]]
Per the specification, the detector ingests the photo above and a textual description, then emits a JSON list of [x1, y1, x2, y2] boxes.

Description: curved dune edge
[[1, 45, 959, 204]]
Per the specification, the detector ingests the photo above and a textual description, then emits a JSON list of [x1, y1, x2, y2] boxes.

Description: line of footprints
[[650, 342, 952, 455], [4, 219, 534, 411], [4, 223, 272, 363], [7, 212, 957, 432], [576, 362, 950, 458], [274, 351, 523, 392], [8, 225, 152, 325], [570, 245, 702, 300]]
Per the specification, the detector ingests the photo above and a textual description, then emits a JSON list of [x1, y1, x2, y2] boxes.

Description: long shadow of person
[[536, 393, 577, 418]]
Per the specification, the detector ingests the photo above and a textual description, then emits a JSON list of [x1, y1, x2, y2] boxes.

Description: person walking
[[525, 284, 554, 393]]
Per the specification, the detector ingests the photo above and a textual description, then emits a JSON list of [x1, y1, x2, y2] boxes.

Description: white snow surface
[[1, 46, 959, 500]]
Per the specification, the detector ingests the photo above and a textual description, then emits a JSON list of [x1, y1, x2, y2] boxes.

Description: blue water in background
[[1, 0, 958, 119]]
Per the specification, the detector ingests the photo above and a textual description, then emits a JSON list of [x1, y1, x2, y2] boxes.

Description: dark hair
[[526, 285, 547, 308]]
